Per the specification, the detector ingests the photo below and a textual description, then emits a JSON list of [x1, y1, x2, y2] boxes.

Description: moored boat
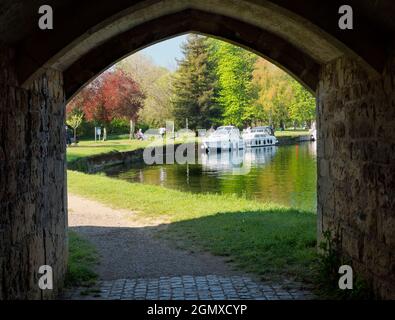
[[242, 126, 278, 148], [309, 122, 317, 141], [202, 126, 244, 151]]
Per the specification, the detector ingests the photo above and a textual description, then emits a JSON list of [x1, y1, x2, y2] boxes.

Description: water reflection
[[104, 142, 317, 212], [201, 146, 277, 175]]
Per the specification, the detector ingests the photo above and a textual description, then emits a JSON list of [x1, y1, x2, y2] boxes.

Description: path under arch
[[62, 194, 315, 300]]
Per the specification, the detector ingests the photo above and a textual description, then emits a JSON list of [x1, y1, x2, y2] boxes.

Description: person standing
[[65, 125, 72, 146]]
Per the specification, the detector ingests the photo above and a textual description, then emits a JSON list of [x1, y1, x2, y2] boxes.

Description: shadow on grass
[[65, 230, 99, 288], [159, 209, 317, 283], [68, 208, 317, 286]]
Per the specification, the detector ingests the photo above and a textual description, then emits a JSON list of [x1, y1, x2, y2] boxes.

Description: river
[[103, 142, 317, 212]]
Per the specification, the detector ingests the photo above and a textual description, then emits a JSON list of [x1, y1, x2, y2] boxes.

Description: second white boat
[[242, 126, 278, 148]]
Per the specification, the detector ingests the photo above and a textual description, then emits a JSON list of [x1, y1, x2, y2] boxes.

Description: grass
[[275, 130, 310, 138], [67, 136, 198, 163], [68, 170, 317, 282], [67, 139, 151, 163], [65, 230, 99, 288], [163, 212, 317, 282]]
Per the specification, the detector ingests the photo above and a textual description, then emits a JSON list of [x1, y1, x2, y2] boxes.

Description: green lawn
[[67, 137, 198, 163], [65, 230, 99, 287], [275, 130, 310, 138], [67, 139, 151, 163], [68, 170, 317, 282]]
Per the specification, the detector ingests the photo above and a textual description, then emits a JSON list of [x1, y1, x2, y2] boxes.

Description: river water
[[104, 142, 317, 212]]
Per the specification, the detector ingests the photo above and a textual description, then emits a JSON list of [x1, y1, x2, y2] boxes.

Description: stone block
[[341, 228, 363, 261], [377, 209, 395, 247], [348, 102, 375, 139], [376, 165, 395, 210]]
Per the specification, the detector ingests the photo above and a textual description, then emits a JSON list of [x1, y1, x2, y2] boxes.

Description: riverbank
[[68, 170, 317, 283], [67, 139, 150, 163], [67, 130, 312, 173], [67, 131, 310, 162]]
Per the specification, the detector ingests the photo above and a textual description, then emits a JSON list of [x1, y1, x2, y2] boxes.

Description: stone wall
[[0, 47, 68, 299], [68, 144, 184, 173], [317, 55, 395, 299]]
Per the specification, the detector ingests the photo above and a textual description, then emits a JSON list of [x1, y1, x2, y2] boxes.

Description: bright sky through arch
[[140, 34, 188, 71]]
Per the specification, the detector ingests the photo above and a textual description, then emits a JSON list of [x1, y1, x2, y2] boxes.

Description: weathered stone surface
[[318, 55, 395, 299], [0, 46, 67, 299]]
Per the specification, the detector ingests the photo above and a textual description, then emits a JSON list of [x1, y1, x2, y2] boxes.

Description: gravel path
[[68, 194, 244, 280], [66, 194, 316, 300]]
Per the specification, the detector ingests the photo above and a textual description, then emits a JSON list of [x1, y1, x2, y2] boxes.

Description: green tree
[[66, 111, 84, 143], [171, 34, 222, 130], [210, 40, 258, 127], [118, 53, 174, 127], [252, 58, 293, 129], [288, 80, 316, 128]]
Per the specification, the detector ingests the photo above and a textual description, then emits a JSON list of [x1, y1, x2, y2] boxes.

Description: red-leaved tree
[[67, 69, 145, 136]]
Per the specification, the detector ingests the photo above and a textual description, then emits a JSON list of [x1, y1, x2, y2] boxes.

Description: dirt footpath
[[68, 194, 243, 280]]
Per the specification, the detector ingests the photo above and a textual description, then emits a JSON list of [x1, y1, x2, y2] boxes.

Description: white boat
[[202, 126, 244, 151], [309, 122, 317, 141], [242, 126, 278, 148]]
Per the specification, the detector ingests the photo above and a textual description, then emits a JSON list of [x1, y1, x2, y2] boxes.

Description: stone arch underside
[[63, 9, 321, 99], [0, 0, 394, 299], [13, 0, 389, 96]]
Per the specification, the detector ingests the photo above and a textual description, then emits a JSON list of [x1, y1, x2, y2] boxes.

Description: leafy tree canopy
[[171, 34, 222, 130]]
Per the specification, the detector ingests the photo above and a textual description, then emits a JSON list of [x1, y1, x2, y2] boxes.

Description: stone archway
[[0, 0, 394, 299]]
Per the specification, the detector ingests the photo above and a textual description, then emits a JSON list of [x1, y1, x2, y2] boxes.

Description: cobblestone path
[[62, 275, 315, 300]]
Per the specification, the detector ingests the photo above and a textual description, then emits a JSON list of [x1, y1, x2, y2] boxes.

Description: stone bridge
[[0, 0, 394, 299]]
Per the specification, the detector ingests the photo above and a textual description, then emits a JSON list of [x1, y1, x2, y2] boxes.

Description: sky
[[140, 34, 188, 71]]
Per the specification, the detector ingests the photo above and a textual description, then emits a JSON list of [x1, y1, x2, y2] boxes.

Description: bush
[[76, 118, 153, 140], [78, 120, 95, 139], [314, 231, 374, 299], [136, 121, 150, 132], [78, 119, 131, 139], [108, 118, 130, 135]]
